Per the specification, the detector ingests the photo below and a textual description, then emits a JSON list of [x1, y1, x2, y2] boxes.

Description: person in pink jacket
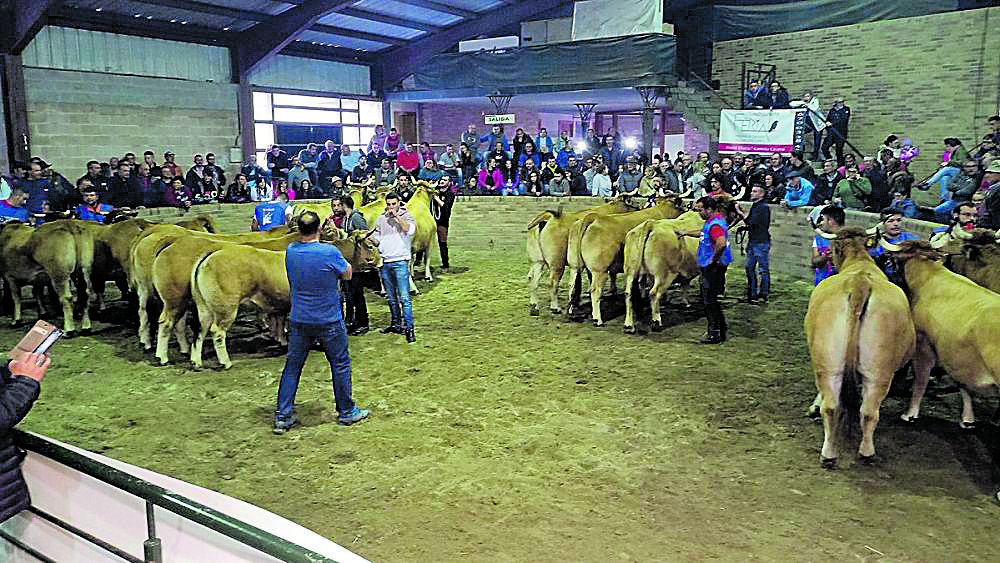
[[477, 158, 503, 194]]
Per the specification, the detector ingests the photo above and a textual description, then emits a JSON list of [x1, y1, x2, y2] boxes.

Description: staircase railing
[[683, 70, 737, 110], [3, 430, 343, 563]]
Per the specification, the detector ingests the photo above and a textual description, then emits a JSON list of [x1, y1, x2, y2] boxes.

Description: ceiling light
[[134, 14, 141, 18], [169, 18, 176, 22], [95, 7, 102, 11], [147, 15, 153, 19], [180, 20, 188, 24], [222, 26, 229, 30]]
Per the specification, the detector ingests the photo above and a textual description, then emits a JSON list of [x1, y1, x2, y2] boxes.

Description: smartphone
[[11, 320, 61, 358]]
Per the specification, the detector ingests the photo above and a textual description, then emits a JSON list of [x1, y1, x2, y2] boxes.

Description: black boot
[[381, 303, 402, 333], [405, 328, 416, 343], [439, 240, 450, 271]]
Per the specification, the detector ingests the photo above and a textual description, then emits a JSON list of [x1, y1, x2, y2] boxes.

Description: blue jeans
[[933, 198, 960, 222], [276, 321, 354, 422], [925, 166, 959, 200], [381, 260, 413, 330], [745, 241, 770, 298]]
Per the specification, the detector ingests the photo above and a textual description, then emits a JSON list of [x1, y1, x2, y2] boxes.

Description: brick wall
[[152, 197, 938, 285], [712, 7, 1000, 192], [24, 67, 240, 180]]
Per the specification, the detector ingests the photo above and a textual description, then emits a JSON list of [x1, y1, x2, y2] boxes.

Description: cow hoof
[[807, 406, 821, 420], [650, 321, 664, 333], [858, 454, 876, 466], [550, 307, 562, 315], [80, 328, 92, 336], [529, 305, 540, 317], [820, 457, 837, 470], [158, 358, 169, 366], [899, 414, 919, 425], [623, 325, 636, 334], [960, 420, 979, 431], [221, 363, 233, 370], [62, 331, 75, 340], [592, 320, 605, 327]]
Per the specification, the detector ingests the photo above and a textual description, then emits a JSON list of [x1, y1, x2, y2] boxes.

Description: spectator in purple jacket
[[164, 176, 193, 211]]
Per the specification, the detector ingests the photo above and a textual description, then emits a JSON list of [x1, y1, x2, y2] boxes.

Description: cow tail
[[636, 220, 656, 275], [838, 281, 871, 445], [526, 210, 558, 232], [568, 213, 599, 271], [189, 251, 215, 332]]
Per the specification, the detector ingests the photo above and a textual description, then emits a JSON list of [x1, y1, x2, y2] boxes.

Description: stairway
[[667, 79, 729, 155]]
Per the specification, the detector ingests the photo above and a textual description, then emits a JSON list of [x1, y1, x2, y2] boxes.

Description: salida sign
[[484, 114, 516, 125]]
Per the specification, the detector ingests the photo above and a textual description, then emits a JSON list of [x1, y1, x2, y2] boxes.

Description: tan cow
[[525, 197, 639, 316], [621, 211, 704, 333], [933, 227, 1000, 293], [0, 223, 51, 325], [805, 228, 914, 468], [566, 195, 687, 326], [151, 231, 303, 365], [189, 233, 380, 369], [877, 238, 1000, 429], [0, 220, 96, 334]]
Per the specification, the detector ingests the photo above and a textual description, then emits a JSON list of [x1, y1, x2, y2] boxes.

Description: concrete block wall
[[415, 103, 543, 149], [712, 7, 1000, 185], [24, 67, 240, 180], [138, 198, 940, 285]]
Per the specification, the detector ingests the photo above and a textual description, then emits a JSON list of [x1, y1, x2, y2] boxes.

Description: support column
[[237, 76, 255, 164], [636, 86, 665, 164], [2, 54, 30, 165]]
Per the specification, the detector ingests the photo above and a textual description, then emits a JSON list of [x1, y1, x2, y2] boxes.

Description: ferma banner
[[718, 109, 806, 155]]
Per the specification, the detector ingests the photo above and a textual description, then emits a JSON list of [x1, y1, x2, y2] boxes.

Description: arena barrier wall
[[136, 198, 942, 285]]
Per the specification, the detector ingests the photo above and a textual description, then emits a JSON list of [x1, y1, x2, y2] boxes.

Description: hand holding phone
[[9, 353, 50, 382], [10, 320, 61, 359]]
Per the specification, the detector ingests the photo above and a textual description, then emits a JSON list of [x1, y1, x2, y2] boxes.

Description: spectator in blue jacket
[[480, 125, 509, 152], [781, 171, 814, 208]]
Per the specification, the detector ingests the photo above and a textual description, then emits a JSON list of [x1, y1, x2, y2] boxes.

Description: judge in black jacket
[[0, 352, 48, 523]]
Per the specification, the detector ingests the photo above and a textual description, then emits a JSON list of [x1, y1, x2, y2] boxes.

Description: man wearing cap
[[74, 179, 115, 223], [0, 185, 30, 225], [820, 97, 851, 164], [161, 151, 183, 178], [781, 171, 814, 208]]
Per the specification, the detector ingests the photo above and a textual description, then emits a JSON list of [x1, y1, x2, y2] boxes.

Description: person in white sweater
[[371, 193, 417, 342], [790, 91, 826, 161], [591, 165, 612, 197]]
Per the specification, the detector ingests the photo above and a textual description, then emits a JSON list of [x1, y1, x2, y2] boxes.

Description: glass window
[[341, 111, 359, 125], [256, 151, 268, 168], [359, 100, 382, 125], [341, 99, 359, 110], [359, 126, 376, 147], [273, 108, 341, 124], [253, 92, 272, 121], [255, 123, 275, 150], [273, 93, 340, 109], [342, 127, 361, 145]]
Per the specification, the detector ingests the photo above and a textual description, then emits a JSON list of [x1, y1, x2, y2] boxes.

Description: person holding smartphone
[[372, 192, 417, 342], [1, 351, 50, 523]]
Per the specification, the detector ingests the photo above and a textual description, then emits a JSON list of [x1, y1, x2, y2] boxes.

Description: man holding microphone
[[372, 192, 417, 343]]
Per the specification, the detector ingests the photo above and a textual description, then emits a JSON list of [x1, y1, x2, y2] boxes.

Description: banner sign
[[718, 109, 806, 155], [484, 114, 516, 125]]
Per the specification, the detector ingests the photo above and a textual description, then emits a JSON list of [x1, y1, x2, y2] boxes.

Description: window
[[273, 93, 341, 109], [253, 92, 272, 121], [255, 123, 275, 150], [253, 90, 382, 157], [273, 107, 341, 124]]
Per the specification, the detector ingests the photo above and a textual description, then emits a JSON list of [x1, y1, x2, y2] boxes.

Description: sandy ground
[[2, 246, 999, 562]]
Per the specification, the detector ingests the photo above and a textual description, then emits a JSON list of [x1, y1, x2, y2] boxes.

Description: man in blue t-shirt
[[74, 181, 115, 223], [870, 208, 920, 286], [695, 195, 732, 344], [0, 186, 31, 225], [811, 205, 845, 285], [251, 192, 290, 231], [274, 211, 369, 434]]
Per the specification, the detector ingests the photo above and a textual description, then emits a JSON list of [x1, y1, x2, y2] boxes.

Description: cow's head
[[934, 227, 1000, 272], [817, 227, 876, 270], [186, 214, 217, 233], [347, 231, 381, 272]]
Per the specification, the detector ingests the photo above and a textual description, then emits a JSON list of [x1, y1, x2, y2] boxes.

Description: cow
[[805, 227, 915, 469], [566, 194, 687, 326], [876, 237, 1000, 430], [525, 196, 639, 316], [0, 220, 97, 334], [150, 231, 304, 365], [0, 223, 51, 325], [621, 211, 705, 333], [932, 227, 1000, 294], [189, 232, 381, 369], [172, 214, 217, 232]]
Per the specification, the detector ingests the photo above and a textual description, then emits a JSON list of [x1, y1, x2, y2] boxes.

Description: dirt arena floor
[[3, 245, 1000, 562]]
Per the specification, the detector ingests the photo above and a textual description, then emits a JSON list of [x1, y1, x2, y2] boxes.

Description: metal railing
[[9, 430, 340, 563], [684, 70, 737, 110]]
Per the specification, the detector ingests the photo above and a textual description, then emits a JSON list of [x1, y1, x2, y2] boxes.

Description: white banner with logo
[[718, 109, 806, 155]]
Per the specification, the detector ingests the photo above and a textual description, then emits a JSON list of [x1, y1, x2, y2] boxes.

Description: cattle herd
[[0, 182, 442, 369], [526, 195, 1000, 499]]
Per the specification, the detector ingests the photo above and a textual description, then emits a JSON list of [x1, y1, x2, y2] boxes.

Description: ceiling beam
[[6, 0, 62, 54], [392, 0, 477, 18], [311, 24, 405, 46], [284, 42, 377, 65], [47, 11, 229, 48], [338, 7, 441, 33], [380, 0, 574, 87], [234, 0, 356, 78]]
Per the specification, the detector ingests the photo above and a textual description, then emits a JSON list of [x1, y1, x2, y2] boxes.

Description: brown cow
[[189, 232, 380, 369], [151, 231, 303, 365], [621, 211, 704, 333], [805, 228, 914, 468], [877, 238, 1000, 429], [566, 195, 687, 325], [525, 197, 638, 316], [0, 223, 51, 325], [933, 227, 1000, 293]]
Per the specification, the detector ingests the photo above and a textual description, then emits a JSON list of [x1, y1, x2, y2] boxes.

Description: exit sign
[[485, 114, 516, 125]]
